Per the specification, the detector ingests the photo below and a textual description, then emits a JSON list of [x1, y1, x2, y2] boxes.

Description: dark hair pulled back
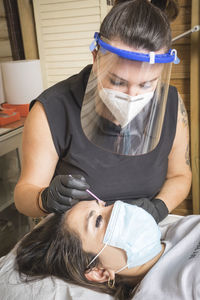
[[114, 0, 179, 21], [100, 0, 174, 52]]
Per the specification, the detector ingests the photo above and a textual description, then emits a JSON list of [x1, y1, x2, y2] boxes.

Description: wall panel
[[33, 0, 107, 88], [170, 0, 193, 215]]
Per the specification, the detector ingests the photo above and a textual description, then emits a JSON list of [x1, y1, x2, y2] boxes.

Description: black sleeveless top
[[31, 65, 178, 202]]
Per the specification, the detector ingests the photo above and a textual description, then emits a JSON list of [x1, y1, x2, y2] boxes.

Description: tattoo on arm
[[185, 144, 191, 167], [178, 94, 190, 167], [178, 94, 188, 127]]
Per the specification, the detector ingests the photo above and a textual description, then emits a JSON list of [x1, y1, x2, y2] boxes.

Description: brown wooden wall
[[190, 0, 200, 215], [170, 0, 193, 216], [0, 0, 12, 61]]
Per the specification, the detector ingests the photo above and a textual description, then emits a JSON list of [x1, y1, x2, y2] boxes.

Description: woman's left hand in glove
[[105, 197, 169, 223]]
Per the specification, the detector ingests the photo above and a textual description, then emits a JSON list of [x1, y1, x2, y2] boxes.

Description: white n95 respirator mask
[[99, 88, 154, 128], [88, 200, 162, 273]]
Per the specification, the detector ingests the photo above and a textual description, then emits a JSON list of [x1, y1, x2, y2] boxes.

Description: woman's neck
[[120, 243, 165, 279], [139, 243, 165, 275]]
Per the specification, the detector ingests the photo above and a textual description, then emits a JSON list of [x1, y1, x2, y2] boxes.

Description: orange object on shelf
[[2, 103, 30, 117], [0, 108, 21, 126]]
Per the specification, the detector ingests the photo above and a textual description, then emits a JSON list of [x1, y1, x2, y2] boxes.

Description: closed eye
[[95, 215, 103, 228], [109, 78, 127, 87], [139, 82, 152, 89], [139, 77, 159, 90]]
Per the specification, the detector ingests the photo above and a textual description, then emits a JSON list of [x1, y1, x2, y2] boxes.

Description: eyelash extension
[[95, 215, 102, 228]]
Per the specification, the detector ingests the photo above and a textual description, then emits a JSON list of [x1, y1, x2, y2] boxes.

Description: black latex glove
[[41, 174, 90, 214], [105, 198, 169, 223]]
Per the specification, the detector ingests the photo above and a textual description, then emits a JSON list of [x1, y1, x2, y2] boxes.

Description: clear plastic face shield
[[81, 33, 179, 155]]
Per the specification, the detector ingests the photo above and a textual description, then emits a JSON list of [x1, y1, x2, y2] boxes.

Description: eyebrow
[[140, 77, 159, 85], [109, 72, 128, 83], [85, 201, 100, 232], [95, 199, 100, 206], [85, 210, 95, 232], [109, 72, 159, 85]]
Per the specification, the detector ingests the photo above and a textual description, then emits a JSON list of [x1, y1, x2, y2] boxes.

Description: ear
[[85, 267, 115, 283], [91, 49, 98, 75], [92, 49, 98, 63]]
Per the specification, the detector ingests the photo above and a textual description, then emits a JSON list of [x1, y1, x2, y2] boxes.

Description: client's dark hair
[[15, 213, 138, 300]]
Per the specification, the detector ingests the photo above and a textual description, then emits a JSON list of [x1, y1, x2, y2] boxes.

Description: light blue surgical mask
[[88, 201, 162, 273]]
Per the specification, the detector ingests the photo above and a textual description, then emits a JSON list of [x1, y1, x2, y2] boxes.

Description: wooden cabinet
[[0, 119, 30, 256]]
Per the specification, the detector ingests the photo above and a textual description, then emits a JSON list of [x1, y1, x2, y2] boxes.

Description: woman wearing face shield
[[14, 0, 191, 224], [1, 200, 200, 300]]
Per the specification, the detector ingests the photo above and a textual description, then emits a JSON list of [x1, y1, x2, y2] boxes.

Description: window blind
[[33, 0, 107, 88]]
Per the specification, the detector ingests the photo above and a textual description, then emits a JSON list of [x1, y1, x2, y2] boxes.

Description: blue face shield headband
[[90, 32, 180, 64], [88, 201, 162, 273]]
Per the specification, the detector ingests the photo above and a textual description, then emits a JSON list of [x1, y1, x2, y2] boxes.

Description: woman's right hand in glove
[[40, 174, 90, 213]]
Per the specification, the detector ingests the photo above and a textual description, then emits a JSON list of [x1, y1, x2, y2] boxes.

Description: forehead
[[98, 39, 166, 76], [66, 201, 90, 230], [65, 200, 102, 237], [110, 58, 162, 79], [98, 41, 164, 83]]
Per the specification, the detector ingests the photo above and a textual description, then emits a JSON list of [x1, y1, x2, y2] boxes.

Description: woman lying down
[[0, 200, 200, 300]]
